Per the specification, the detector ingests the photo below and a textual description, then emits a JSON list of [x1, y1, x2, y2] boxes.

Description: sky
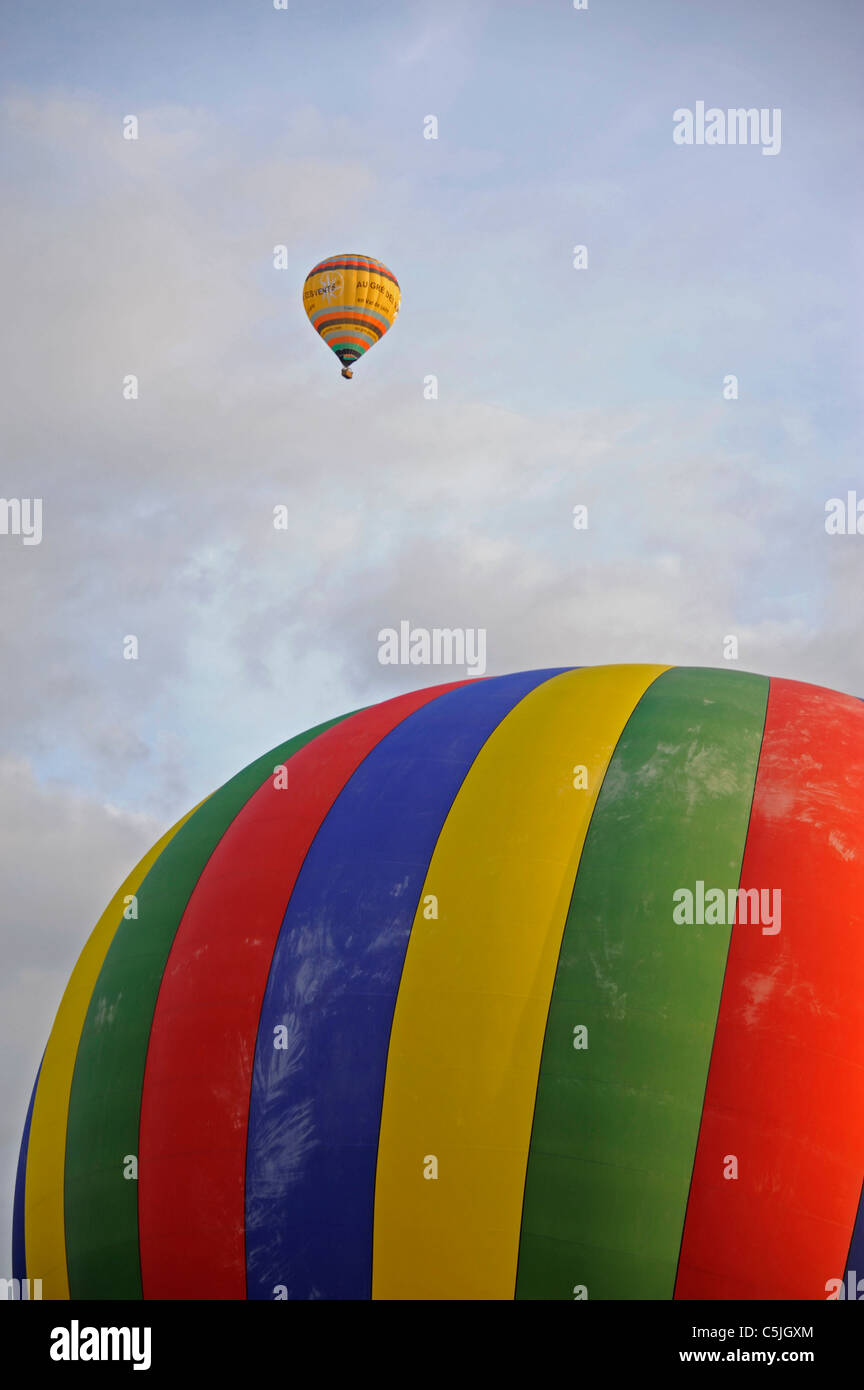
[[1, 0, 862, 1273]]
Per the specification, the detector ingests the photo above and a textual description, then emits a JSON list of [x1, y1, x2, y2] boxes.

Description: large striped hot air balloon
[[302, 252, 400, 378], [14, 666, 864, 1299]]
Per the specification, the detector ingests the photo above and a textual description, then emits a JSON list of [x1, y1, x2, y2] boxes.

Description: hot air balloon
[[302, 253, 400, 378], [13, 666, 864, 1300]]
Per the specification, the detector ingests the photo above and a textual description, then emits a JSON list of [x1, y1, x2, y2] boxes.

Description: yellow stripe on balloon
[[24, 801, 205, 1298], [371, 665, 667, 1299]]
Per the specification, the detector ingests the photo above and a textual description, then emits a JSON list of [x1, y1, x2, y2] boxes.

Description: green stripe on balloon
[[63, 711, 356, 1299], [515, 666, 768, 1300]]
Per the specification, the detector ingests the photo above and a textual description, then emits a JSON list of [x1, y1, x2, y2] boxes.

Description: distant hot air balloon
[[302, 253, 400, 378]]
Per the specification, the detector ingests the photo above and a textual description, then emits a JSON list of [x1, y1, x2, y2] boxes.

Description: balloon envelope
[[302, 252, 400, 377], [14, 665, 864, 1300]]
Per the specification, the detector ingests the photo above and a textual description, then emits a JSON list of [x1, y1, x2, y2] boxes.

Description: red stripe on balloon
[[675, 677, 864, 1299], [138, 681, 472, 1299]]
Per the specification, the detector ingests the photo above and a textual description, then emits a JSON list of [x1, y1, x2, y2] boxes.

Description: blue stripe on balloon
[[844, 1178, 864, 1297], [244, 668, 568, 1300], [12, 1060, 41, 1288]]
